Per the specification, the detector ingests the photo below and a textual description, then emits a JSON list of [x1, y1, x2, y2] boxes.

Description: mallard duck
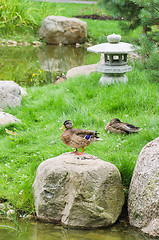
[[105, 118, 142, 134], [54, 73, 67, 85], [60, 120, 101, 155]]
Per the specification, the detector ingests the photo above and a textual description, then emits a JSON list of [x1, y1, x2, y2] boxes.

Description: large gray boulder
[[33, 152, 125, 228], [128, 137, 159, 237], [39, 16, 87, 45], [0, 81, 25, 109]]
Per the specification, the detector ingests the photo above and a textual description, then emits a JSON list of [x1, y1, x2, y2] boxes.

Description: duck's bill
[[59, 125, 65, 130]]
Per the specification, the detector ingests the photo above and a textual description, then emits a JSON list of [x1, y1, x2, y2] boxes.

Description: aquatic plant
[[0, 207, 22, 232]]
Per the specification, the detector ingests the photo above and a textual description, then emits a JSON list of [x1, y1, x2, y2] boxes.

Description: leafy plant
[[100, 0, 159, 35], [137, 35, 159, 82], [0, 0, 39, 31]]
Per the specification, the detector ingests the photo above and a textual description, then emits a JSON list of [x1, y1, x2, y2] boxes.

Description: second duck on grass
[[60, 120, 101, 155], [105, 118, 142, 134]]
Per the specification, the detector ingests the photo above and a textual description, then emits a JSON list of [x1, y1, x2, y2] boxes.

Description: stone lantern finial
[[107, 33, 121, 43]]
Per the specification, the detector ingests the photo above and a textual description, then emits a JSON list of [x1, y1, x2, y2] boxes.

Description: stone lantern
[[87, 33, 135, 85]]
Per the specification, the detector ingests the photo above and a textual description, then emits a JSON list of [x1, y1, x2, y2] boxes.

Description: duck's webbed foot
[[76, 147, 84, 155], [71, 148, 78, 154]]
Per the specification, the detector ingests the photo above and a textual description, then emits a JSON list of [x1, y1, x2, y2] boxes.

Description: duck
[[54, 73, 67, 85], [105, 118, 142, 134], [60, 120, 101, 155]]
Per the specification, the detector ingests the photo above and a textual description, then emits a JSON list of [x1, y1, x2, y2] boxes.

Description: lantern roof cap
[[87, 34, 136, 54]]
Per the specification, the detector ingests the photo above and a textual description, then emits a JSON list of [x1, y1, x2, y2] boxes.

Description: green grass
[[0, 0, 142, 43], [0, 0, 158, 217], [0, 68, 159, 213]]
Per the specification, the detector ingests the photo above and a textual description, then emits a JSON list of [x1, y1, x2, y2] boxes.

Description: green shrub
[[0, 0, 39, 31], [135, 35, 159, 82]]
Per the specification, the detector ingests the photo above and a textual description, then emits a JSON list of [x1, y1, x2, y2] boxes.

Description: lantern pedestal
[[99, 74, 128, 85], [97, 63, 132, 85]]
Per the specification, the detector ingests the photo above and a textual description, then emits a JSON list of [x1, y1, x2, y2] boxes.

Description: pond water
[[0, 45, 100, 86], [0, 219, 153, 240]]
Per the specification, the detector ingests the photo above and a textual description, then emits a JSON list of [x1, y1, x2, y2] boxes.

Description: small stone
[[26, 214, 35, 220], [7, 40, 17, 46], [17, 43, 23, 46], [32, 41, 43, 46], [7, 209, 15, 217], [76, 43, 81, 48], [23, 42, 30, 46]]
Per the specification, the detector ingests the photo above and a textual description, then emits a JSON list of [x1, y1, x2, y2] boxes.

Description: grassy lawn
[[0, 68, 159, 213], [0, 1, 142, 44], [0, 0, 158, 215]]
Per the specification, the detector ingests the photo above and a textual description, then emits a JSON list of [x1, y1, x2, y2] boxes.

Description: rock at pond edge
[[33, 152, 125, 229], [39, 16, 87, 45], [128, 137, 159, 237], [0, 81, 26, 109]]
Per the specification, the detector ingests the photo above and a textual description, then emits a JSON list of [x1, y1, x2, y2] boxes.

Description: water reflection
[[0, 220, 152, 240], [0, 45, 99, 86], [38, 45, 86, 73]]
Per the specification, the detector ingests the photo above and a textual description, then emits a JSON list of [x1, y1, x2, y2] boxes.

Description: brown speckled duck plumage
[[60, 120, 101, 155], [105, 118, 142, 134]]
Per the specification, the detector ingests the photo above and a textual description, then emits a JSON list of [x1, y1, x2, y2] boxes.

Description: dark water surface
[[0, 219, 153, 240], [0, 45, 99, 86]]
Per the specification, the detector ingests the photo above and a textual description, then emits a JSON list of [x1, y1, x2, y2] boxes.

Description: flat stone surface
[[87, 42, 135, 54], [66, 64, 98, 78], [66, 54, 104, 78]]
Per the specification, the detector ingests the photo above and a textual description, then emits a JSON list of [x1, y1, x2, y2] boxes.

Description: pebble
[[0, 39, 43, 47], [7, 40, 18, 46], [7, 209, 15, 217]]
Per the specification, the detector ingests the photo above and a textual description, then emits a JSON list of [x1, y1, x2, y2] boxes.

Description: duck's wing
[[73, 129, 98, 138], [106, 122, 126, 133], [119, 123, 142, 133]]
